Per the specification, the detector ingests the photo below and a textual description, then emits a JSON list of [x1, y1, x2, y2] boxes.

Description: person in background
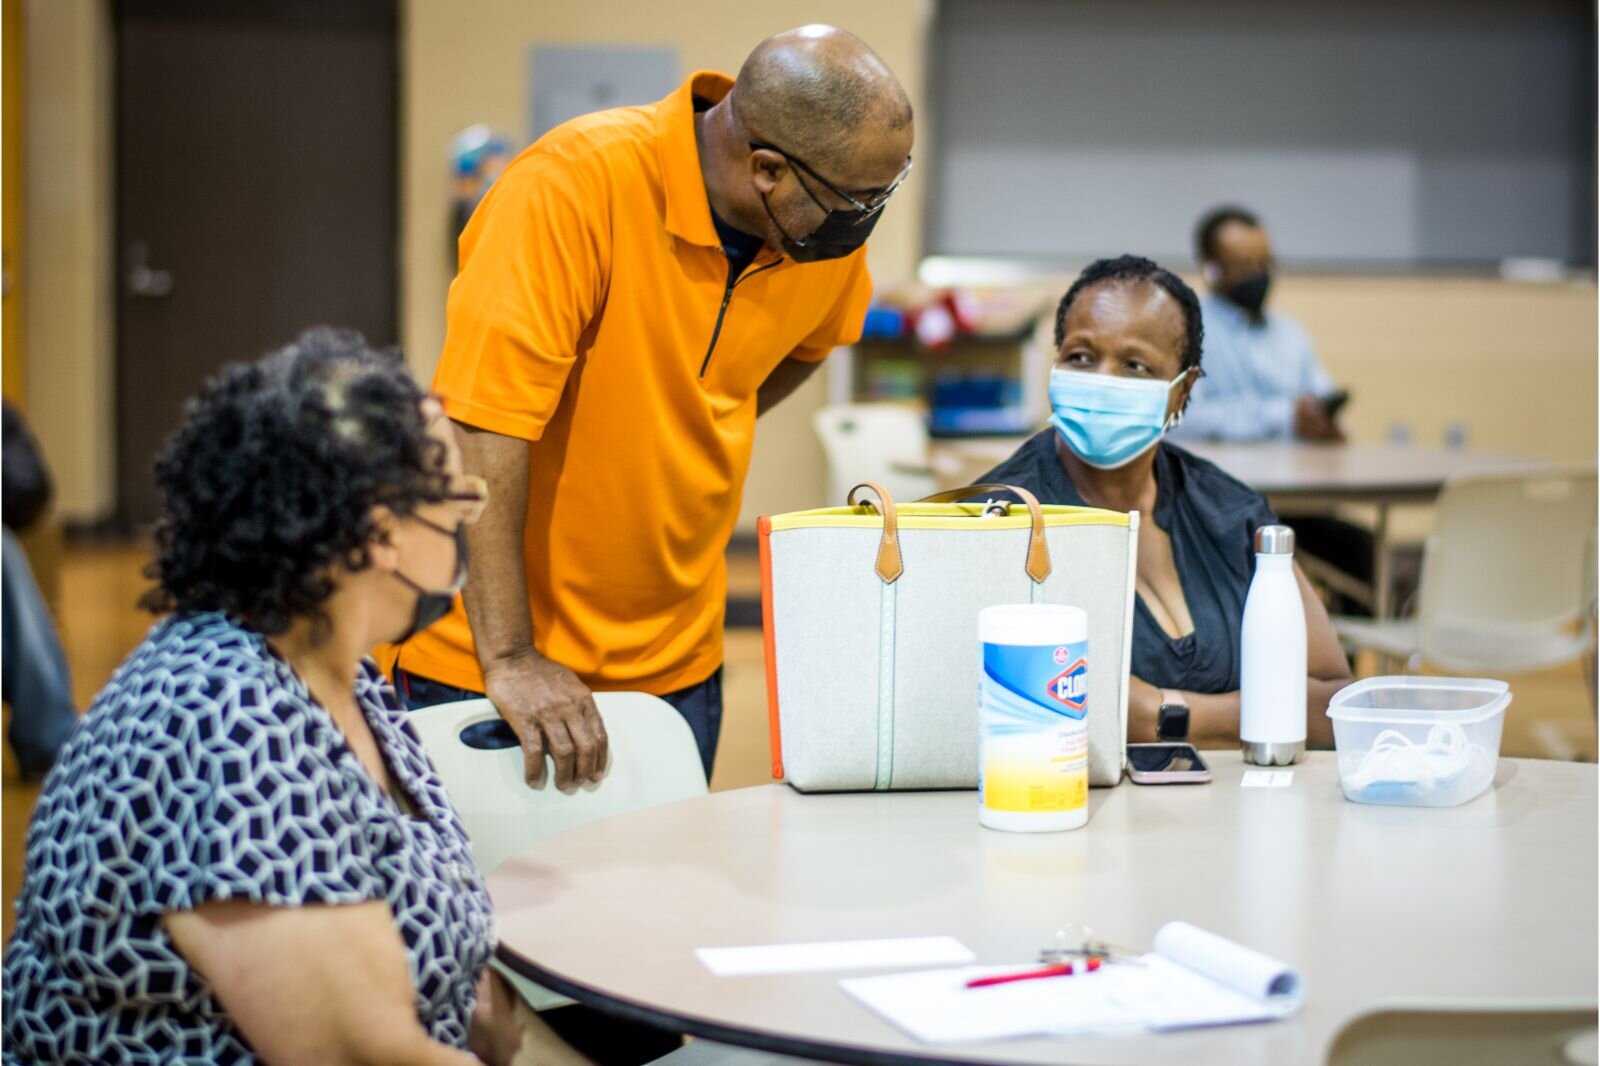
[[1170, 206, 1374, 614], [1169, 205, 1345, 444], [381, 26, 915, 789], [979, 256, 1350, 747], [3, 331, 579, 1066], [2, 401, 79, 777]]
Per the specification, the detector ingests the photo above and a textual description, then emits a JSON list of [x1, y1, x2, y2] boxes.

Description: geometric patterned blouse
[[3, 612, 496, 1063]]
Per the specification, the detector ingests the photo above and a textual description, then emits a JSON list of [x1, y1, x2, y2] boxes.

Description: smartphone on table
[[1320, 390, 1351, 419], [1126, 743, 1212, 784]]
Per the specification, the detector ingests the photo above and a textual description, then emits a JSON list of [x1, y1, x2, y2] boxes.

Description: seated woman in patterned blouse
[[3, 330, 584, 1065]]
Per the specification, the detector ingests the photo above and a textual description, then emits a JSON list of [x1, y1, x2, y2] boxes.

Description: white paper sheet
[[841, 965, 1146, 1044], [839, 922, 1302, 1044], [1150, 921, 1302, 1009], [1241, 770, 1295, 788], [696, 936, 974, 977]]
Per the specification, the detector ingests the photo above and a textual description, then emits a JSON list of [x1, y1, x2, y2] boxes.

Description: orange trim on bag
[[758, 516, 784, 780]]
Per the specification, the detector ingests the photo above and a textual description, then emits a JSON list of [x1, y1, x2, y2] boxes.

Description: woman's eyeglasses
[[444, 474, 489, 525]]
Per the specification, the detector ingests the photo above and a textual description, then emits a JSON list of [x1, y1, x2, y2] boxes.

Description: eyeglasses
[[444, 474, 489, 525], [748, 139, 912, 222], [407, 474, 488, 534], [1040, 924, 1145, 967]]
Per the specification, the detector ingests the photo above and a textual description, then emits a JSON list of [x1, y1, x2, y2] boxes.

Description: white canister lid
[[978, 603, 1087, 646]]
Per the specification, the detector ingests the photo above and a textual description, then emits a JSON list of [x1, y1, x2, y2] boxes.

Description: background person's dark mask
[[1223, 272, 1272, 317]]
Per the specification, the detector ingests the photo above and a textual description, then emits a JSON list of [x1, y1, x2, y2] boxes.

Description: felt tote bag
[[758, 482, 1139, 792]]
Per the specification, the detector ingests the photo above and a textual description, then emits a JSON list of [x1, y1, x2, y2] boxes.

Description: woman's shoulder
[[977, 429, 1076, 502], [97, 613, 278, 706], [78, 612, 318, 763], [1160, 442, 1271, 509], [36, 615, 338, 853], [1157, 442, 1277, 543]]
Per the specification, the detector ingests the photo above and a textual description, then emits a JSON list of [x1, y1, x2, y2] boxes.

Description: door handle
[[126, 242, 174, 298]]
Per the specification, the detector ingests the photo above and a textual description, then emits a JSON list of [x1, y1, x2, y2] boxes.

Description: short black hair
[[140, 327, 451, 637], [1195, 205, 1262, 263], [1053, 255, 1204, 373]]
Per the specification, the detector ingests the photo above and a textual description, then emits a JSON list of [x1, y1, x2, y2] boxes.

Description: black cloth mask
[[762, 191, 880, 263], [1223, 272, 1272, 317], [393, 524, 468, 642]]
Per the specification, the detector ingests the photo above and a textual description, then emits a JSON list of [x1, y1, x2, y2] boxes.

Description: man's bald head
[[732, 25, 912, 174]]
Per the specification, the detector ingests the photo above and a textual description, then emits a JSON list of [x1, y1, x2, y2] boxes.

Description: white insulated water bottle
[[1240, 524, 1306, 766]]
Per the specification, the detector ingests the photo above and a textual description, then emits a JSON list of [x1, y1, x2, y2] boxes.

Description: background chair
[[813, 403, 959, 505], [1326, 1002, 1598, 1066], [1333, 468, 1597, 695]]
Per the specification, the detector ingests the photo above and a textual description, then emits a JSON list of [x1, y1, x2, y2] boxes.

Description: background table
[[490, 753, 1597, 1066], [934, 438, 1546, 617]]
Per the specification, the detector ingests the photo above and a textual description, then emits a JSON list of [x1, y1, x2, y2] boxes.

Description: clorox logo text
[[1046, 659, 1088, 711]]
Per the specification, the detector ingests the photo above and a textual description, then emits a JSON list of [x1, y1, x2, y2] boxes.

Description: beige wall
[[1273, 276, 1596, 465], [22, 0, 114, 522], [400, 0, 933, 531]]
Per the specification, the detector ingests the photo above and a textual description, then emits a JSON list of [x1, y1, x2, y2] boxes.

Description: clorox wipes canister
[[977, 604, 1090, 832]]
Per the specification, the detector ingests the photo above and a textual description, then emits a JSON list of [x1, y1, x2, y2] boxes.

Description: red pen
[[964, 956, 1101, 989]]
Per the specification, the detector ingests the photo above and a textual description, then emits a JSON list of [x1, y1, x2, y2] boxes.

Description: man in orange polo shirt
[[383, 26, 914, 786]]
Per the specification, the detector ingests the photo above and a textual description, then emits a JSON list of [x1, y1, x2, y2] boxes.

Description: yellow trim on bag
[[765, 504, 1131, 532]]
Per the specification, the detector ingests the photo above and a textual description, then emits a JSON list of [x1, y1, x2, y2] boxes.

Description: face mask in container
[[977, 604, 1089, 832], [1326, 676, 1508, 807]]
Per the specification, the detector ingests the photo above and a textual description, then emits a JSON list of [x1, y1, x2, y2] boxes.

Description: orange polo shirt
[[383, 71, 872, 696]]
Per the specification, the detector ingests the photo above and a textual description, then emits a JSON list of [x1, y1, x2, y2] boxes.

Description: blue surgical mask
[[1050, 368, 1190, 470]]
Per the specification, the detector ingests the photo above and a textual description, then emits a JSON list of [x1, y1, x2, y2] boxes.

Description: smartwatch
[[1156, 689, 1190, 741]]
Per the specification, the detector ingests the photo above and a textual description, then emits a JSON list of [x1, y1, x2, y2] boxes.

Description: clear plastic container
[[1325, 676, 1509, 807]]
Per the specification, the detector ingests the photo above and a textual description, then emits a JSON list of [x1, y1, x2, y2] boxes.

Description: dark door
[[115, 0, 396, 527]]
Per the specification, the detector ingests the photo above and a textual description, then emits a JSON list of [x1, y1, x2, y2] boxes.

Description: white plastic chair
[[411, 696, 814, 1065], [1334, 468, 1597, 687], [409, 693, 706, 1013], [813, 403, 947, 504], [408, 692, 707, 872], [1326, 1002, 1598, 1066]]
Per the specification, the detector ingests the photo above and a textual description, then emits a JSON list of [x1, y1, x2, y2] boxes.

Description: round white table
[[489, 752, 1597, 1065]]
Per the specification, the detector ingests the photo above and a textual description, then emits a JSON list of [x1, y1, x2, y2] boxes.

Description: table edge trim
[[494, 944, 985, 1066]]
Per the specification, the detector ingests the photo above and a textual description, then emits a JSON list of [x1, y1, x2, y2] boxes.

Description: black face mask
[[1223, 272, 1272, 317], [392, 523, 468, 642], [762, 191, 881, 263]]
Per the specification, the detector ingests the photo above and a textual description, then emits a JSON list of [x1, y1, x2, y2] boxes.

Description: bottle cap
[[1254, 524, 1296, 555]]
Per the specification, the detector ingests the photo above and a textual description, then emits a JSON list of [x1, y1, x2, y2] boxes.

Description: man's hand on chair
[[483, 651, 609, 789]]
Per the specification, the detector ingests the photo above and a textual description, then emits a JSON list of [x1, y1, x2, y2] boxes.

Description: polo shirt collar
[[656, 70, 733, 249]]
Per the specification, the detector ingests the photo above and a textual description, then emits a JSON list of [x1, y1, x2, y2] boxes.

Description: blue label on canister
[[983, 640, 1089, 721]]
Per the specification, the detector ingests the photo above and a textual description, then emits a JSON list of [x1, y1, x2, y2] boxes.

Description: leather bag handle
[[847, 481, 904, 583], [847, 481, 1052, 585]]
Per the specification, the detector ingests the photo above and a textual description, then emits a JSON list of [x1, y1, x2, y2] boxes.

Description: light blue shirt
[[1169, 293, 1336, 442]]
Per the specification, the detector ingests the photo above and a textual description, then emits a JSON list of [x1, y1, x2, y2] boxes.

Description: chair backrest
[[1417, 467, 1597, 670], [813, 403, 935, 506], [407, 692, 708, 873], [1326, 1003, 1597, 1066]]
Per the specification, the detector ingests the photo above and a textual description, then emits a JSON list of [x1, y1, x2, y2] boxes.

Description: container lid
[[1325, 675, 1511, 726], [1255, 525, 1295, 555], [979, 603, 1087, 645]]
